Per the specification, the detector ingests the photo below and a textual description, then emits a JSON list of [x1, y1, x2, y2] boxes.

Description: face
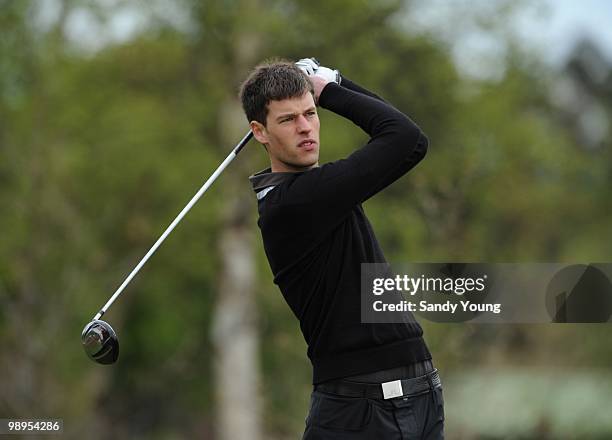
[[251, 92, 320, 173]]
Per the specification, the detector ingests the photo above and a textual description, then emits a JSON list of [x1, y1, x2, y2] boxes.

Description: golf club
[[82, 130, 253, 364]]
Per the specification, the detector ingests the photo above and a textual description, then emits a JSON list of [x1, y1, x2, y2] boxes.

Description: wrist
[[315, 66, 340, 84], [317, 82, 343, 108]]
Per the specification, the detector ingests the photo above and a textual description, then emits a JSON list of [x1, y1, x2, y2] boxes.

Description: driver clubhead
[[81, 320, 119, 364]]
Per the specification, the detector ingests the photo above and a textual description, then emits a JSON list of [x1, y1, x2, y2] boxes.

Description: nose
[[295, 114, 311, 133]]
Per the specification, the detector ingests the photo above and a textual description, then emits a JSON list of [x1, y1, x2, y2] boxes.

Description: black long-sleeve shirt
[[249, 78, 431, 384]]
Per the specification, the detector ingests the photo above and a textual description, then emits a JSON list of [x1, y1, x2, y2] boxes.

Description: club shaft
[[94, 130, 253, 321]]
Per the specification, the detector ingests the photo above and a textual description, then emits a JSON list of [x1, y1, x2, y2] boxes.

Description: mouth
[[298, 139, 317, 150]]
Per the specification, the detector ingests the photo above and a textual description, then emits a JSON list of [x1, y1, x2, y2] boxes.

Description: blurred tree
[[1, 0, 611, 439], [187, 1, 265, 440]]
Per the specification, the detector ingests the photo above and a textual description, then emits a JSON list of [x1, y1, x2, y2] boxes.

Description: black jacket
[[249, 78, 431, 384]]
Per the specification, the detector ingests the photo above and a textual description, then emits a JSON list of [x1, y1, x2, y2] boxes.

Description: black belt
[[314, 369, 441, 400]]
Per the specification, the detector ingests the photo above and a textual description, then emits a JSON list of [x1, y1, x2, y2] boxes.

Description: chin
[[303, 158, 319, 168], [292, 161, 318, 171]]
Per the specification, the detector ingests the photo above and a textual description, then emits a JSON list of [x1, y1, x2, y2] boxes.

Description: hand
[[295, 57, 341, 84], [313, 66, 341, 85], [295, 58, 320, 76]]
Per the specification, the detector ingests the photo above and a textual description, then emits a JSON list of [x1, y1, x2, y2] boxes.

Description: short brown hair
[[239, 59, 314, 126]]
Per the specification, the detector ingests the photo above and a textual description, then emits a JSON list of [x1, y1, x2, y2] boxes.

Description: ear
[[250, 121, 269, 145]]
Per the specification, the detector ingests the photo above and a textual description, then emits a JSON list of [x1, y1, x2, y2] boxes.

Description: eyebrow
[[276, 107, 316, 122]]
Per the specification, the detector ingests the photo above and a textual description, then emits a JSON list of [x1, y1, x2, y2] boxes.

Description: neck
[[270, 160, 319, 173]]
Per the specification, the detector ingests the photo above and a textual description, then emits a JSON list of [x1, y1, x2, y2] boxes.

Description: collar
[[249, 168, 303, 200]]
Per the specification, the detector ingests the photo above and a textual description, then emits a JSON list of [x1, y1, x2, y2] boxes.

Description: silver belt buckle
[[381, 379, 403, 399]]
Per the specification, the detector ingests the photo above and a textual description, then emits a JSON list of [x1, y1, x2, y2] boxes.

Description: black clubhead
[[81, 320, 119, 364]]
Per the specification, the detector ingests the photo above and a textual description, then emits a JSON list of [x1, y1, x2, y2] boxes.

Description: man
[[240, 58, 444, 439]]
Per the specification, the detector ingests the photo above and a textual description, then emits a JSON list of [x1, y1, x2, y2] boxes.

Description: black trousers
[[302, 371, 444, 439]]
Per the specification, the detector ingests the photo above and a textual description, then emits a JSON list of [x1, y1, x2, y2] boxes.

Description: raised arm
[[282, 78, 428, 216]]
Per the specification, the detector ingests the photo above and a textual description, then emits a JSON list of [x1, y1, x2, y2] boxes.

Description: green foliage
[[1, 0, 611, 438]]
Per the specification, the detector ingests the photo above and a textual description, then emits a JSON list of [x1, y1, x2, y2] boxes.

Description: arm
[[339, 76, 385, 102], [337, 76, 427, 200], [281, 79, 428, 220]]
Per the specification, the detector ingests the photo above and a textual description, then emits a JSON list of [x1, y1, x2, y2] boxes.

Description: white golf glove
[[295, 57, 341, 84], [295, 57, 319, 76]]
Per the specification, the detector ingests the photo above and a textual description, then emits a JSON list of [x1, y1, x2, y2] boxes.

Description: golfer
[[240, 58, 444, 439]]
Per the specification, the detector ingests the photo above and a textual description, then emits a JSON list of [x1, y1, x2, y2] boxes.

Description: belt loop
[[426, 370, 440, 406], [426, 371, 435, 390]]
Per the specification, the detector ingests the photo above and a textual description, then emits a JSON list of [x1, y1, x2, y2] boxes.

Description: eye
[[306, 111, 316, 117]]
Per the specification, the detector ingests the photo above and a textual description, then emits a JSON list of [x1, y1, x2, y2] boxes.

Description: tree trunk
[[210, 16, 263, 438], [212, 198, 262, 440]]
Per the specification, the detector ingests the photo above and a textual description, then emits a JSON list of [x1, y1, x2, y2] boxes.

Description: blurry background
[[1, 0, 611, 438]]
